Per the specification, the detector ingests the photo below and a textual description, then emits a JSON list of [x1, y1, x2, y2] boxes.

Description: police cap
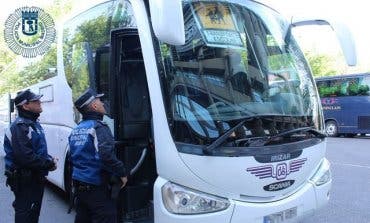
[[74, 88, 104, 109], [14, 89, 43, 107]]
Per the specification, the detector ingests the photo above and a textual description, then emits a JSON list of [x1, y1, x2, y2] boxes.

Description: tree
[[0, 30, 17, 74], [304, 51, 338, 77]]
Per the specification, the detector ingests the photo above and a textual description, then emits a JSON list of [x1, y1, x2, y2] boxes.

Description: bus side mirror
[[291, 17, 357, 66], [149, 0, 185, 45]]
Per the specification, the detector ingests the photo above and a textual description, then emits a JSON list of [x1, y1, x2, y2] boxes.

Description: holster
[[5, 169, 44, 192], [4, 169, 19, 192], [109, 176, 123, 200], [67, 184, 76, 214]]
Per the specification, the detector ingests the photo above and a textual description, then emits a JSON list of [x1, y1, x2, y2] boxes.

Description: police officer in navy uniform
[[69, 88, 128, 223], [3, 89, 57, 223]]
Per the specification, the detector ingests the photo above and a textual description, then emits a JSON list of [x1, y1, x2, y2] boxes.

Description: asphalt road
[[301, 137, 370, 223], [0, 137, 369, 223]]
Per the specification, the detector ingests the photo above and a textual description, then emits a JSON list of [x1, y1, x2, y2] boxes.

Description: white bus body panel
[[25, 74, 74, 189], [133, 1, 330, 222], [0, 121, 6, 156], [130, 0, 222, 190], [154, 177, 235, 223], [179, 143, 326, 199], [39, 27, 75, 189], [154, 171, 331, 223]]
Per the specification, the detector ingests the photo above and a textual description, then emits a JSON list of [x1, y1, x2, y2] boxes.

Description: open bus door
[[95, 28, 156, 223]]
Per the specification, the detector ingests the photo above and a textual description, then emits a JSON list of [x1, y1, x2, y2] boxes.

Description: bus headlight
[[161, 182, 230, 214], [310, 158, 331, 186]]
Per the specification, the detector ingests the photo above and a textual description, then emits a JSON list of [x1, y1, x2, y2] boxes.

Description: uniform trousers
[[74, 183, 117, 223], [10, 174, 45, 223]]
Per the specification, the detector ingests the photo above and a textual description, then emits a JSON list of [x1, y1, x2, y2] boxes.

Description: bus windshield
[[158, 0, 322, 146]]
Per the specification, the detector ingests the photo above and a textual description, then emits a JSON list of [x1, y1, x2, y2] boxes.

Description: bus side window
[[67, 42, 95, 123], [95, 46, 111, 112], [347, 77, 369, 96], [95, 46, 115, 135], [359, 76, 370, 95]]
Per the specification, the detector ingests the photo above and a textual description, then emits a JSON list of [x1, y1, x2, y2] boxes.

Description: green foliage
[[304, 51, 337, 77], [268, 53, 294, 71], [70, 43, 89, 100], [318, 85, 342, 97], [0, 45, 57, 95], [0, 62, 21, 93], [73, 16, 110, 50], [111, 2, 135, 29], [317, 80, 370, 97], [63, 14, 111, 101], [21, 45, 58, 82], [45, 0, 73, 20], [347, 82, 370, 96], [0, 31, 17, 74]]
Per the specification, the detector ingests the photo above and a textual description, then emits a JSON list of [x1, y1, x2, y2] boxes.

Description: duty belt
[[73, 181, 101, 192], [4, 169, 17, 178], [76, 185, 93, 192], [5, 169, 42, 177]]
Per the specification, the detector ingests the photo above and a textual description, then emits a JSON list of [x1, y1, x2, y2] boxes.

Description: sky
[[0, 0, 369, 72]]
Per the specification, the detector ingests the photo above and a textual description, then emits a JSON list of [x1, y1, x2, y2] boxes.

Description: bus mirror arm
[[291, 16, 357, 66]]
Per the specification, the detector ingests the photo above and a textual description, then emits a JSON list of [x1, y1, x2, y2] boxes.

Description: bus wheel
[[325, 121, 338, 137]]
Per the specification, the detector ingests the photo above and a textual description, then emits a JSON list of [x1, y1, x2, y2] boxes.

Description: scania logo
[[263, 180, 295, 191], [246, 158, 307, 180]]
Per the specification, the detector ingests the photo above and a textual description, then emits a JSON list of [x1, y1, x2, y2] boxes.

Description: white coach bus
[[1, 0, 357, 222]]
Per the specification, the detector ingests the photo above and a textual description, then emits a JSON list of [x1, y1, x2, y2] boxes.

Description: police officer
[[3, 89, 57, 223], [69, 89, 128, 223]]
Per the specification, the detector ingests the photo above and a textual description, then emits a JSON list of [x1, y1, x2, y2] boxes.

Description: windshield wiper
[[251, 126, 326, 147], [204, 117, 254, 154]]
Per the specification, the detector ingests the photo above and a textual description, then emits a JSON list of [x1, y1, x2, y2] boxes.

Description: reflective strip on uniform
[[27, 126, 33, 140], [15, 99, 27, 106], [80, 96, 95, 108]]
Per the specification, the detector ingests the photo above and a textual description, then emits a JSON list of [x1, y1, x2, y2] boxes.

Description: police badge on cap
[[74, 88, 104, 109], [14, 89, 43, 106]]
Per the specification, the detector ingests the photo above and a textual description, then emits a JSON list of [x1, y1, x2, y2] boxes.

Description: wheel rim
[[326, 123, 337, 136]]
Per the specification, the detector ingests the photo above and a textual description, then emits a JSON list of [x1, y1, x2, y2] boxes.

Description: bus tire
[[325, 121, 338, 137]]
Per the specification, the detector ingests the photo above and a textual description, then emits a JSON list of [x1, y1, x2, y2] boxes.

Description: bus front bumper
[[154, 177, 331, 223]]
